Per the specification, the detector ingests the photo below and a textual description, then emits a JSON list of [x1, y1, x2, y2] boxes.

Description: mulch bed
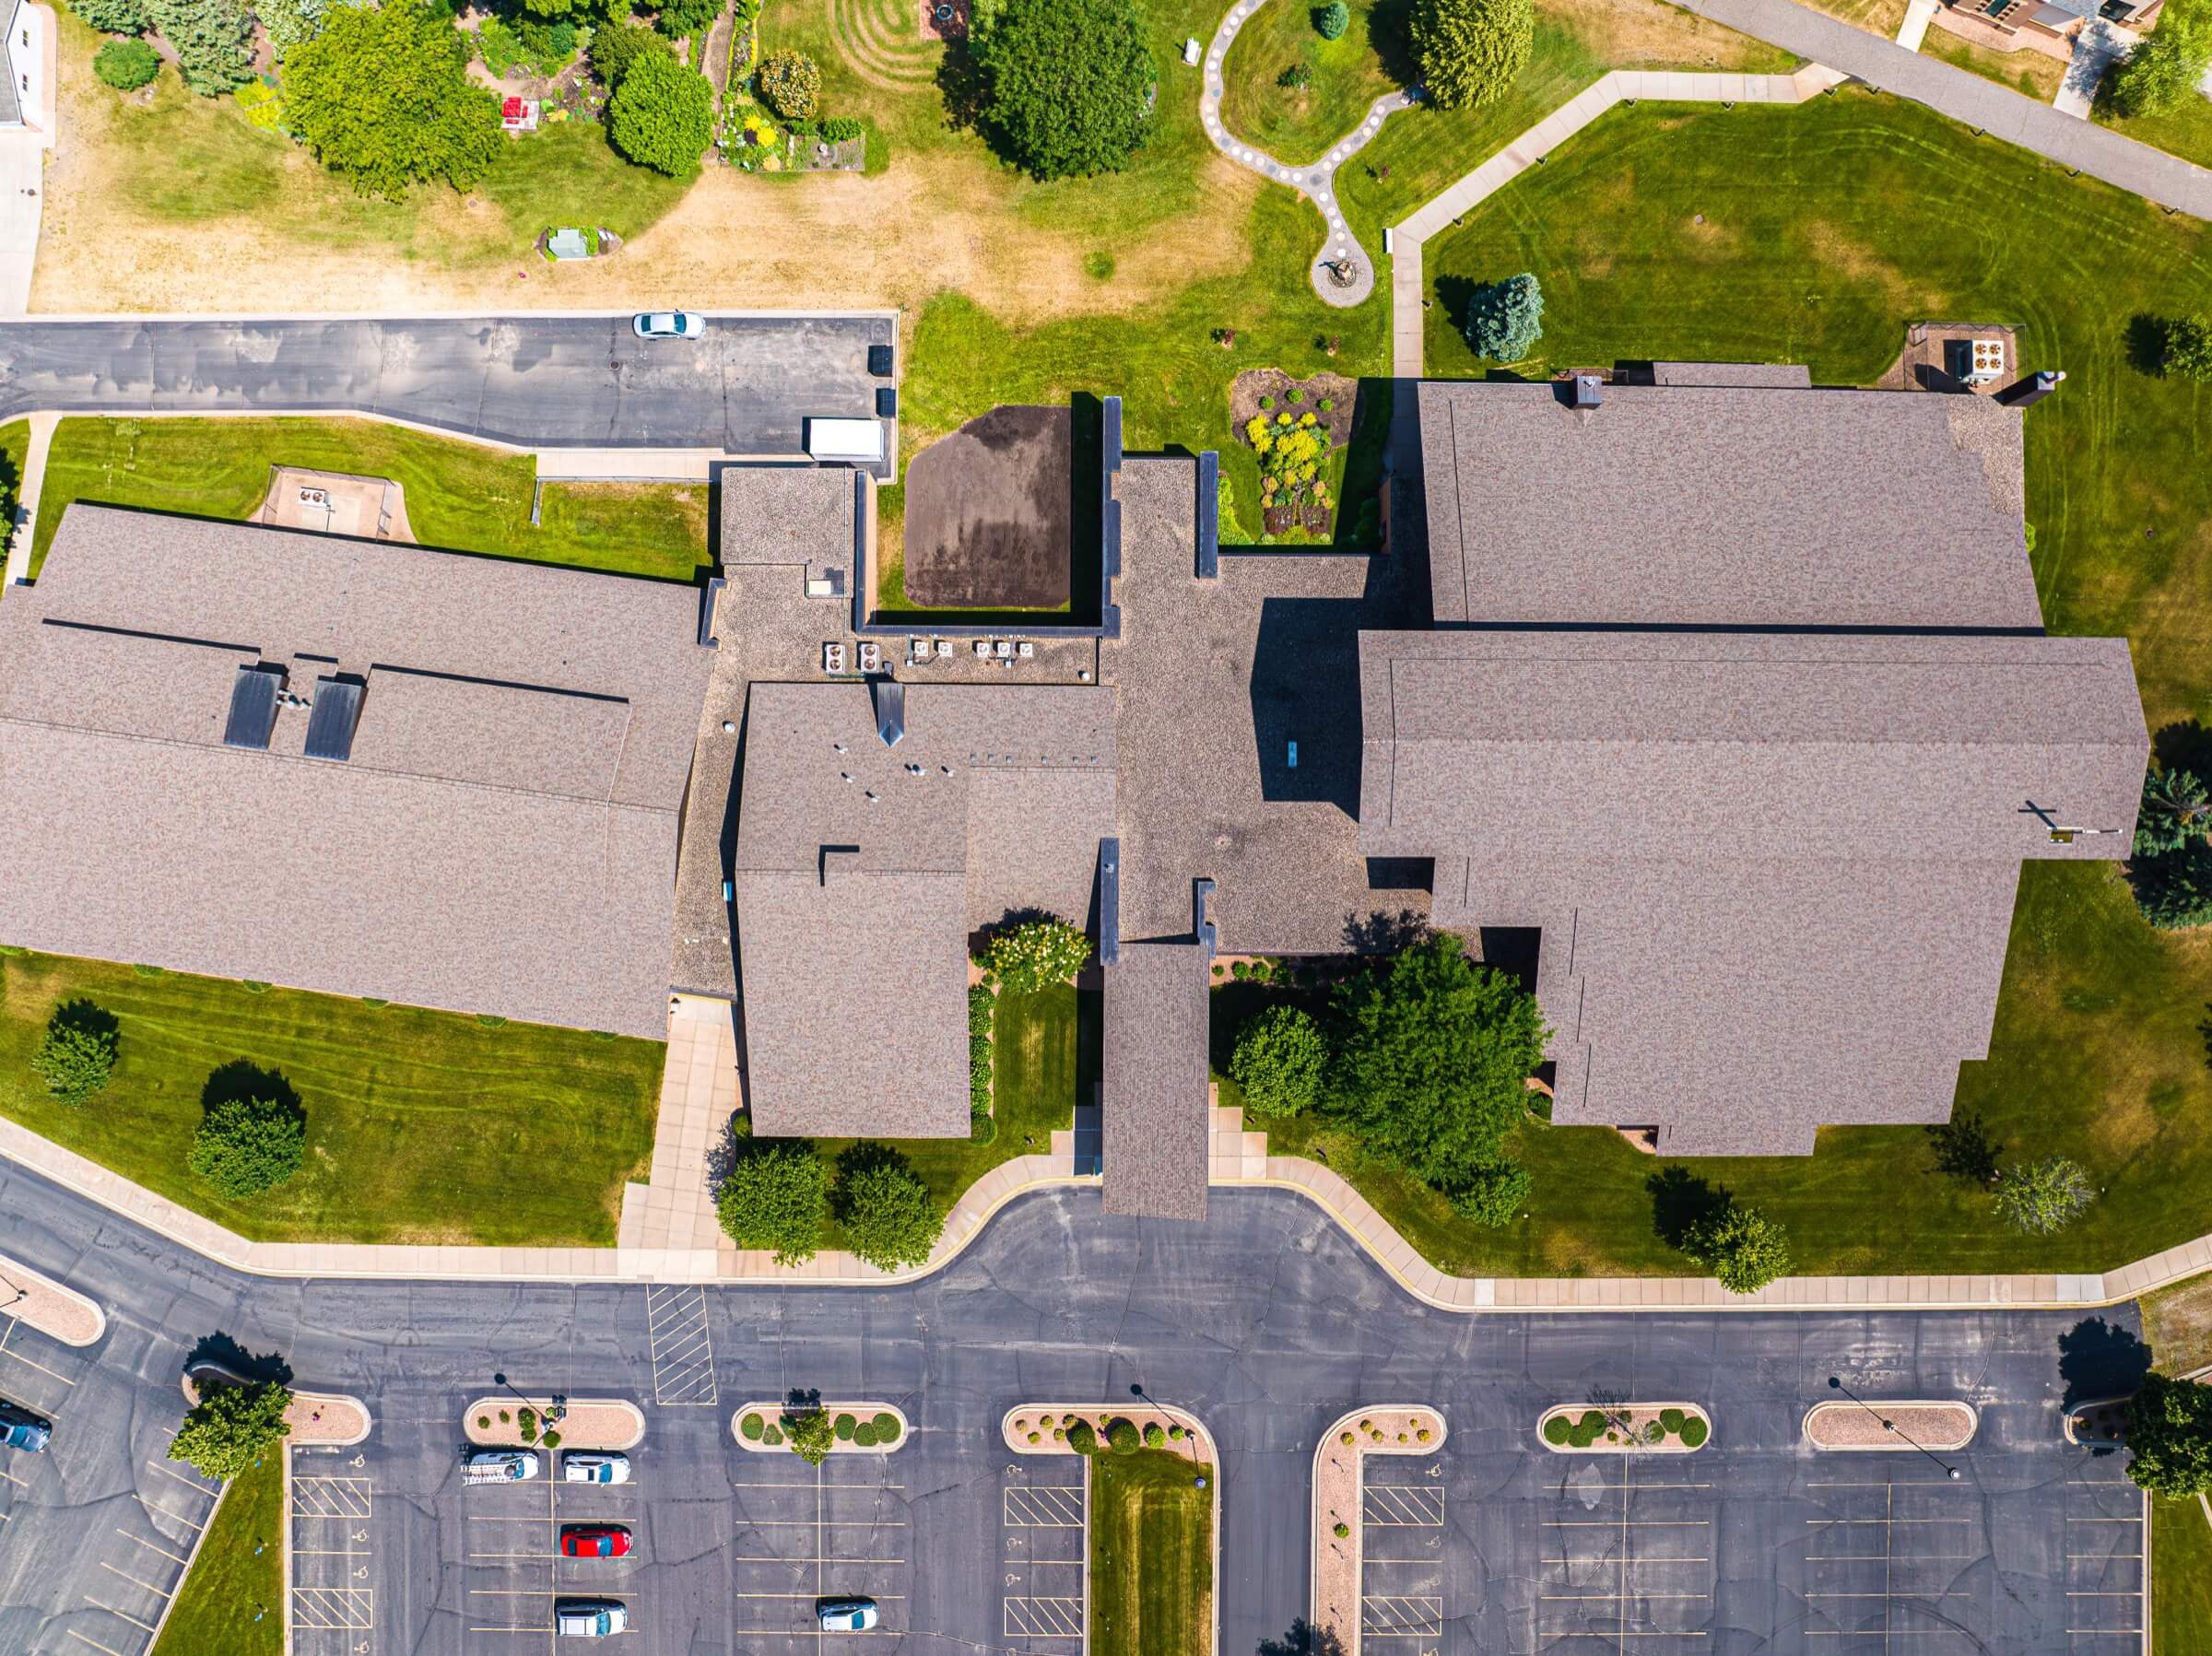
[[1230, 367, 1359, 449]]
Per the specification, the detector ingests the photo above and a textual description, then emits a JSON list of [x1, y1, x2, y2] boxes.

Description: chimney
[[871, 677, 905, 747], [1995, 369, 2065, 408], [1573, 374, 1602, 410]]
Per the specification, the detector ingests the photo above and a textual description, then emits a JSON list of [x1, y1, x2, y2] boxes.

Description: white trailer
[[806, 417, 886, 464]]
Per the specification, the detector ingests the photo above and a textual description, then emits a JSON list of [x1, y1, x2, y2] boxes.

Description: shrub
[[970, 1108, 997, 1145], [1678, 1416, 1708, 1449], [95, 37, 160, 88], [1465, 272, 1544, 360], [873, 1412, 900, 1442], [763, 1424, 783, 1445], [1408, 0, 1532, 108], [983, 917, 1092, 992], [835, 1413, 857, 1439], [1340, 1429, 1355, 1445], [821, 115, 865, 141], [1681, 1202, 1793, 1295], [756, 49, 821, 118], [542, 1429, 561, 1449], [592, 18, 671, 88], [1544, 1415, 1571, 1444], [1169, 1425, 1185, 1440], [715, 1141, 830, 1265], [1259, 394, 1275, 409], [1317, 396, 1334, 411], [146, 0, 253, 95], [1334, 1520, 1350, 1537], [833, 1144, 944, 1271], [611, 52, 714, 177], [1659, 1408, 1686, 1434], [171, 1379, 292, 1479], [286, 0, 500, 195], [741, 1412, 764, 1440], [1447, 1158, 1532, 1227], [1230, 1004, 1327, 1118], [1067, 1419, 1098, 1454], [2129, 839, 2212, 929], [1643, 1420, 1665, 1444], [654, 0, 719, 37], [31, 1001, 119, 1106], [1105, 1417, 1140, 1454], [976, 0, 1155, 181], [1993, 1155, 2097, 1234], [1279, 61, 1312, 88], [1028, 1430, 1041, 1442], [2136, 764, 2210, 856], [785, 1407, 836, 1464], [71, 0, 150, 30], [853, 1421, 879, 1446], [519, 1407, 538, 1443], [2166, 315, 2212, 383], [477, 1415, 490, 1429], [1314, 0, 1348, 34], [1231, 959, 1251, 979], [188, 1094, 307, 1198], [1143, 1422, 1166, 1448]]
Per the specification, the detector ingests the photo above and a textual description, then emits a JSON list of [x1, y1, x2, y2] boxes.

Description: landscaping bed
[[1804, 1400, 1976, 1450], [1541, 1403, 1709, 1452], [146, 1447, 281, 1656], [1003, 1403, 1211, 1462], [735, 1403, 908, 1451], [2065, 1396, 2130, 1449], [1312, 1406, 1447, 1655], [1091, 1446, 1214, 1656], [466, 1397, 644, 1450]]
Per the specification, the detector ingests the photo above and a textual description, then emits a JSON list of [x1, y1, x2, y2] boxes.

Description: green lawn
[[0, 950, 661, 1246], [1219, 0, 1405, 166], [1089, 1449, 1213, 1656], [2094, 0, 2212, 170], [2157, 1495, 2212, 1654], [29, 417, 711, 582], [147, 1446, 282, 1656]]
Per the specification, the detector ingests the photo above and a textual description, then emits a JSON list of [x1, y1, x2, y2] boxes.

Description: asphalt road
[[0, 1161, 2157, 1655], [0, 313, 897, 453]]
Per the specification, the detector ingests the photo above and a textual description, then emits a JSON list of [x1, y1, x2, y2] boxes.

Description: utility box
[[867, 343, 894, 377], [875, 386, 898, 418]]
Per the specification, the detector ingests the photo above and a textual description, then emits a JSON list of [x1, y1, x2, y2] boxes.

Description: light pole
[[0, 1271, 29, 1310], [1130, 1383, 1206, 1491], [1828, 1376, 1962, 1480]]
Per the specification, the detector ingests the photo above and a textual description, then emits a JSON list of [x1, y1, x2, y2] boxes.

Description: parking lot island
[[1310, 1407, 1450, 1656], [0, 1250, 105, 1346], [734, 1402, 909, 1452], [465, 1397, 644, 1450], [1003, 1403, 1216, 1464], [1805, 1399, 1979, 1450], [1539, 1403, 1712, 1453], [181, 1366, 372, 1447]]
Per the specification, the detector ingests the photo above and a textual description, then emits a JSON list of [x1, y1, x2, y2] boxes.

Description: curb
[[1310, 1405, 1448, 1656], [1803, 1399, 1979, 1451], [182, 1363, 375, 1447], [2061, 1393, 2132, 1449], [732, 1402, 909, 1453], [1538, 1402, 1709, 1454], [465, 1396, 644, 1451], [0, 1247, 106, 1346]]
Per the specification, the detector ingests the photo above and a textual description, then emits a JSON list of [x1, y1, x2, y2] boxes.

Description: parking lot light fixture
[[1827, 1376, 1962, 1480]]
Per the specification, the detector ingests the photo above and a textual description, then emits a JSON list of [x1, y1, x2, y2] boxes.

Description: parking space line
[[65, 1630, 132, 1656], [84, 1596, 157, 1633], [0, 1320, 76, 1386], [144, 1461, 220, 1497], [116, 1529, 190, 1566], [98, 1559, 169, 1596], [0, 1466, 26, 1489]]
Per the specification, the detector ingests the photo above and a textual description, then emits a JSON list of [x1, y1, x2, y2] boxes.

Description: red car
[[559, 1525, 632, 1559]]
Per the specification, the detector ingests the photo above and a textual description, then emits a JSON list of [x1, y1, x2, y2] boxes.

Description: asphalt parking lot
[[458, 1450, 647, 1648], [1000, 1457, 1087, 1649], [729, 1454, 911, 1644], [1360, 1455, 1449, 1647]]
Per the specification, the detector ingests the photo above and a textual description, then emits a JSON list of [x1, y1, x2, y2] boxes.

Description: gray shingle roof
[[733, 677, 1115, 1138], [0, 505, 715, 1038], [1418, 379, 2038, 628], [1100, 941, 1209, 1219]]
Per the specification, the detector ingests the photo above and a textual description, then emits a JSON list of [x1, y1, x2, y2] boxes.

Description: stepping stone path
[[1198, 0, 1419, 307]]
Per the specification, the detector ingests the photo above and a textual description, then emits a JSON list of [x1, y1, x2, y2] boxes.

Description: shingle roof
[[733, 678, 1115, 1137], [1418, 379, 2039, 628], [1100, 941, 1209, 1220], [0, 505, 715, 1037]]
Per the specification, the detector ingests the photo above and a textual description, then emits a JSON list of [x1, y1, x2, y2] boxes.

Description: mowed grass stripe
[[1089, 1450, 1212, 1656]]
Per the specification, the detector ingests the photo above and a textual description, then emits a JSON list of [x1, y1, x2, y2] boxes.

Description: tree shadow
[[1433, 273, 1478, 339], [1924, 1110, 2002, 1186], [2199, 1004, 2212, 1071], [1341, 907, 1429, 954], [1257, 1618, 1347, 1656], [1363, 0, 1419, 85], [2057, 1316, 2151, 1412], [2152, 719, 2212, 779], [184, 1332, 293, 1388], [2124, 313, 2169, 378], [782, 1385, 822, 1413], [201, 1059, 301, 1116], [935, 38, 992, 138], [1646, 1166, 1731, 1251], [48, 998, 120, 1043], [704, 1110, 753, 1194]]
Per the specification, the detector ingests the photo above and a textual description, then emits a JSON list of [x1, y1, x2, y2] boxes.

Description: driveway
[[0, 312, 896, 459], [2056, 18, 2140, 119]]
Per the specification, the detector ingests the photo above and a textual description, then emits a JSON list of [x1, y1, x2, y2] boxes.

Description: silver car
[[555, 1598, 629, 1637], [563, 1450, 631, 1485], [631, 311, 706, 339]]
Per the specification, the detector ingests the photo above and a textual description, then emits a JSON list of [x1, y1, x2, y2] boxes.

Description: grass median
[[0, 949, 660, 1247], [1090, 1448, 1213, 1656], [147, 1447, 283, 1656], [2157, 1495, 2212, 1654]]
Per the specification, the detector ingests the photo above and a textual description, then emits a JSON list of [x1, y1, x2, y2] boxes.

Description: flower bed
[[2065, 1395, 2130, 1447], [1002, 1403, 1213, 1464], [1539, 1403, 1710, 1453], [1803, 1400, 1977, 1451], [734, 1402, 908, 1452], [465, 1397, 643, 1450]]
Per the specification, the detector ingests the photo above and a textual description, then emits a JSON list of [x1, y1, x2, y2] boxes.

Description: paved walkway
[[1198, 0, 1418, 305], [1895, 0, 1939, 51], [5, 409, 58, 586], [2055, 17, 2138, 119], [1387, 65, 1845, 376]]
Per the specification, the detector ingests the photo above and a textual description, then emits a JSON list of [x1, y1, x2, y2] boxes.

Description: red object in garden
[[502, 97, 524, 121]]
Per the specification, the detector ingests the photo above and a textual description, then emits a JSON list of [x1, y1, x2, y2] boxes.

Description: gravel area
[[1806, 1400, 1976, 1450], [1002, 1404, 1211, 1463], [289, 1391, 371, 1446], [0, 1254, 103, 1346]]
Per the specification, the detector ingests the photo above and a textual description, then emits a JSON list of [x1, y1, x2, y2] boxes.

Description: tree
[[171, 1380, 292, 1480], [1066, 1418, 1098, 1453], [977, 0, 1156, 182], [609, 51, 713, 178], [982, 916, 1091, 994], [784, 1405, 836, 1465], [654, 0, 720, 35], [94, 37, 161, 87], [1681, 1202, 1792, 1295], [1465, 271, 1543, 360], [2127, 1372, 2212, 1497], [1314, 0, 1349, 36], [188, 1095, 307, 1199], [1230, 1004, 1327, 1118], [1324, 932, 1549, 1190], [144, 0, 253, 95], [257, 0, 326, 59], [1993, 1155, 2096, 1234], [714, 1141, 830, 1265], [1406, 0, 1532, 110], [756, 49, 821, 119], [2167, 315, 2212, 383], [2128, 838, 2212, 929], [285, 0, 501, 198], [71, 0, 149, 31], [833, 1145, 943, 1272], [592, 18, 672, 88], [1447, 1158, 1531, 1227], [2102, 13, 2211, 119], [2136, 764, 2210, 857], [30, 1001, 119, 1106]]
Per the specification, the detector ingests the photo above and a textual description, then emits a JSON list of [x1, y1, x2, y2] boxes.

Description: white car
[[818, 1597, 879, 1632], [464, 1449, 540, 1482], [556, 1598, 629, 1638], [563, 1451, 631, 1485], [631, 311, 706, 339]]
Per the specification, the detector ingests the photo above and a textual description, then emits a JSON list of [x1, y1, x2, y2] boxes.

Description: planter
[[1001, 1403, 1213, 1463], [2063, 1394, 2131, 1448], [1539, 1403, 1710, 1453], [182, 1364, 372, 1447], [465, 1397, 643, 1450], [1311, 1407, 1449, 1656], [734, 1402, 908, 1452], [1804, 1399, 1977, 1451]]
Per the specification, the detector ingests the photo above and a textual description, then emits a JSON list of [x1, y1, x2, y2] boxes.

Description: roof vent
[[222, 664, 284, 751], [872, 678, 906, 747], [302, 675, 364, 762]]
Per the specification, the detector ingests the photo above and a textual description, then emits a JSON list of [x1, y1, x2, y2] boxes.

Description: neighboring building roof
[[732, 677, 1115, 1138], [1100, 941, 1209, 1220], [1359, 630, 2147, 863], [0, 505, 715, 1038], [1418, 379, 2039, 628]]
